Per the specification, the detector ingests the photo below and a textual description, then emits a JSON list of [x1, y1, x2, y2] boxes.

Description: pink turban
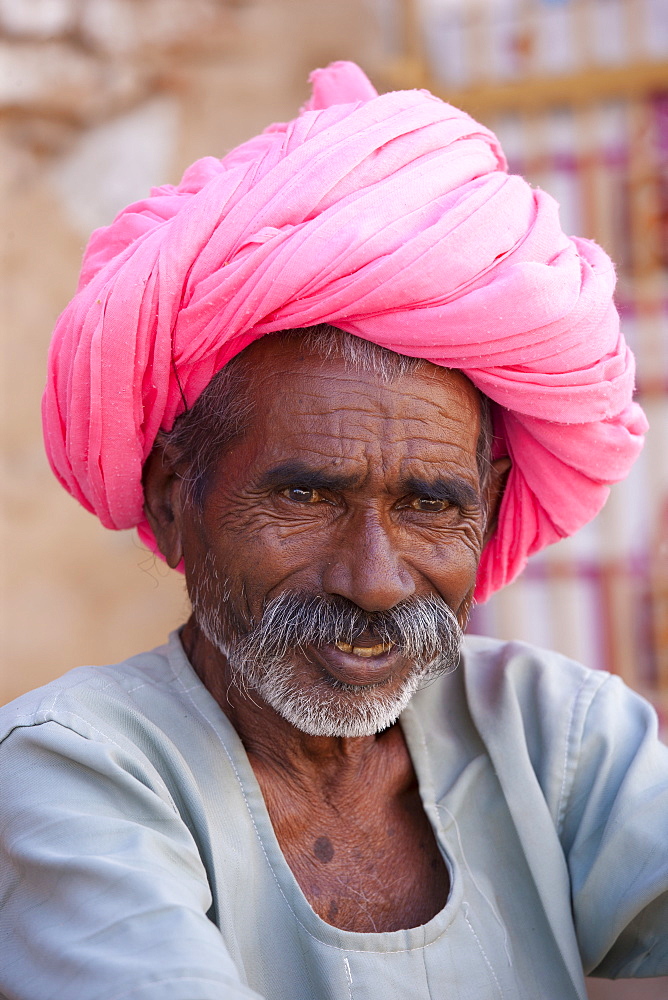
[[43, 61, 647, 601]]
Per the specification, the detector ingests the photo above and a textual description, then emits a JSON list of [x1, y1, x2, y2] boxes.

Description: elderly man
[[1, 63, 666, 1000]]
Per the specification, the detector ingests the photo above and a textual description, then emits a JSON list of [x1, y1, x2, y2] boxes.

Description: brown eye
[[282, 486, 322, 503], [410, 497, 447, 512]]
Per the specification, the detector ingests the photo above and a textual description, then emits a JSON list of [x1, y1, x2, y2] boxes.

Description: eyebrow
[[400, 476, 480, 508], [258, 463, 480, 507], [257, 461, 361, 493]]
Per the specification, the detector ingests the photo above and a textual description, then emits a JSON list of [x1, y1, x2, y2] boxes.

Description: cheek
[[194, 504, 326, 606], [416, 527, 484, 606]]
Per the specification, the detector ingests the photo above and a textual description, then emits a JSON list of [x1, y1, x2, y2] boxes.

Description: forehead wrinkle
[[253, 353, 479, 409], [246, 339, 480, 404], [253, 368, 385, 411], [285, 384, 476, 422], [271, 405, 476, 443], [261, 435, 479, 494], [278, 394, 479, 445], [258, 364, 476, 413], [250, 364, 482, 476], [261, 411, 480, 474]]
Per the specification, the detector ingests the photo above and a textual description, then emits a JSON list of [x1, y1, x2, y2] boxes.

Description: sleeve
[[560, 674, 668, 978], [0, 719, 264, 1000]]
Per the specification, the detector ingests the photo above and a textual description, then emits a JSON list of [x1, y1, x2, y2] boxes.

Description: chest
[[255, 769, 450, 933], [201, 756, 586, 1000]]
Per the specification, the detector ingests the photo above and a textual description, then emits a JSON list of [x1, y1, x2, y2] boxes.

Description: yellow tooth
[[334, 641, 394, 657]]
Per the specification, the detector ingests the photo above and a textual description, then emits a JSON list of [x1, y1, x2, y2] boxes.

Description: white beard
[[238, 653, 436, 738], [189, 557, 463, 738]]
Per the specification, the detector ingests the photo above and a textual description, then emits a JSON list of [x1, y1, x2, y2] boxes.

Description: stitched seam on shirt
[[2, 679, 149, 738], [172, 670, 451, 955], [99, 674, 124, 692], [1, 712, 181, 815], [97, 676, 146, 695], [1, 712, 130, 758], [422, 943, 434, 1000], [555, 672, 608, 837], [46, 687, 62, 716], [343, 956, 353, 1000], [463, 905, 504, 998]]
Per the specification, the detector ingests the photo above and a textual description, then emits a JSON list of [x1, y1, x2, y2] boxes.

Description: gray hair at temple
[[155, 325, 494, 513]]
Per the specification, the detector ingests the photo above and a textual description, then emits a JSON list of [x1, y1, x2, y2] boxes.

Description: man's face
[[176, 339, 488, 737]]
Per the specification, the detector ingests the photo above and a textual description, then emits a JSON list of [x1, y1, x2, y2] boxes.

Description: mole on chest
[[313, 835, 335, 863], [283, 820, 450, 932], [251, 730, 449, 931]]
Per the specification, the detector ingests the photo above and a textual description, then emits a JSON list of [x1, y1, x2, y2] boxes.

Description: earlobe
[[142, 443, 184, 569], [483, 456, 511, 547]]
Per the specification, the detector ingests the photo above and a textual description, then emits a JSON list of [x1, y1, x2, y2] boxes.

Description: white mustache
[[232, 591, 464, 669]]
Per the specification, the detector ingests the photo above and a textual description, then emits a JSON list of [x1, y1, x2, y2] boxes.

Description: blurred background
[[1, 2, 667, 993]]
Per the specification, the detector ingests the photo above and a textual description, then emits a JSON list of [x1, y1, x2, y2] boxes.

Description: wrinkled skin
[[144, 336, 508, 932]]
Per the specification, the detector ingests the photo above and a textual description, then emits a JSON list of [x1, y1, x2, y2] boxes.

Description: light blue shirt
[[0, 633, 666, 1000]]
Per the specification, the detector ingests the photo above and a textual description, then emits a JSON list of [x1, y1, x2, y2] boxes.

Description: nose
[[322, 509, 415, 612]]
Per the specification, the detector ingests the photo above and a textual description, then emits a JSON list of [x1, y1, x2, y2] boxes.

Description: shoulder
[[457, 633, 618, 739], [460, 633, 607, 703], [411, 635, 663, 827], [457, 635, 661, 775], [0, 632, 232, 843], [413, 633, 611, 745], [0, 633, 210, 766], [456, 634, 660, 760]]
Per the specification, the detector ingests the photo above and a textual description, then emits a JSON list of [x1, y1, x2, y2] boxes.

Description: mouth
[[306, 635, 404, 688]]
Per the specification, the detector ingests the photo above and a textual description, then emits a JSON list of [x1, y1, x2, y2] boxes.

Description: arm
[[0, 720, 264, 1000], [562, 675, 668, 978]]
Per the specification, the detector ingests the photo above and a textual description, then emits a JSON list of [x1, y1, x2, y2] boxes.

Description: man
[[1, 62, 665, 999]]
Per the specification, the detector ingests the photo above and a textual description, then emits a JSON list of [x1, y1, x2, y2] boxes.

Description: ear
[[483, 456, 511, 547], [142, 439, 185, 569]]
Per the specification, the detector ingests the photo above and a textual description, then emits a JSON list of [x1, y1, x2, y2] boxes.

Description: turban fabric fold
[[43, 61, 647, 601]]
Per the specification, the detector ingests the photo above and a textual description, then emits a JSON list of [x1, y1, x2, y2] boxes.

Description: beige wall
[[1, 0, 382, 703]]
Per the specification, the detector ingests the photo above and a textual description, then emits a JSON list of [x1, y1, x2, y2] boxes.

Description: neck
[[180, 618, 451, 934], [180, 617, 397, 792]]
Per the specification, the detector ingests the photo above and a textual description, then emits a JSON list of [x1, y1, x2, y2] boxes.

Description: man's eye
[[410, 497, 447, 512], [282, 486, 322, 503]]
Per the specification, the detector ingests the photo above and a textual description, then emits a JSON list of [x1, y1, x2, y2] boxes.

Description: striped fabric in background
[[377, 0, 668, 730]]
